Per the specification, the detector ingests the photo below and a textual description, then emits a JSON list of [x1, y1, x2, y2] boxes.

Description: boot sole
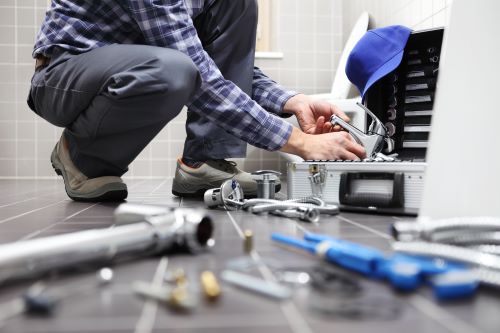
[[51, 147, 128, 202], [172, 184, 281, 199]]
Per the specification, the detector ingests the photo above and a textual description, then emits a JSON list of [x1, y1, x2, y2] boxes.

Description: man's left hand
[[283, 94, 350, 134]]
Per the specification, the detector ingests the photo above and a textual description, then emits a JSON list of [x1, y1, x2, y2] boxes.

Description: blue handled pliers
[[271, 232, 478, 300]]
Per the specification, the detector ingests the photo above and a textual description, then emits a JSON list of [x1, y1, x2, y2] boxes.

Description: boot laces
[[213, 159, 238, 173]]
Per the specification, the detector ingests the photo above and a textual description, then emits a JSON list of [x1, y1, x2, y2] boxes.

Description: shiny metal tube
[[392, 241, 500, 272], [473, 268, 500, 288], [224, 193, 337, 222], [0, 208, 213, 284], [270, 208, 320, 223], [249, 202, 338, 215], [391, 217, 500, 242], [469, 245, 500, 256], [432, 231, 500, 246], [240, 197, 326, 209]]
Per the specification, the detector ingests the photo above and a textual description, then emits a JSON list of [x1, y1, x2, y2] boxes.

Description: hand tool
[[133, 280, 196, 311], [385, 122, 396, 136], [0, 282, 58, 328], [407, 55, 440, 66], [387, 108, 396, 121], [405, 94, 433, 104], [384, 138, 395, 153], [406, 66, 439, 78], [220, 270, 292, 300], [271, 232, 478, 299], [407, 47, 439, 56]]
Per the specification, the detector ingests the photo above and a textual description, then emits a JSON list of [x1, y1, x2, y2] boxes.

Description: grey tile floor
[[0, 179, 498, 333]]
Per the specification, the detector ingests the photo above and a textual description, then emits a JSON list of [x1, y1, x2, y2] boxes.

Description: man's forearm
[[279, 127, 306, 156], [252, 66, 298, 115]]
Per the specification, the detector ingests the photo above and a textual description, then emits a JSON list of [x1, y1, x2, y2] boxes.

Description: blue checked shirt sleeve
[[252, 66, 298, 116], [127, 0, 292, 151]]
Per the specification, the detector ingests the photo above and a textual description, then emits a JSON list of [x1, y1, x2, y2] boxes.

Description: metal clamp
[[308, 164, 326, 198]]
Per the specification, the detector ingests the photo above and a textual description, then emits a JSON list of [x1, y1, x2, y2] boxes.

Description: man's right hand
[[280, 127, 366, 160]]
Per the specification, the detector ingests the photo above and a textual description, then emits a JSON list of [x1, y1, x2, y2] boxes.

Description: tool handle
[[271, 233, 316, 254]]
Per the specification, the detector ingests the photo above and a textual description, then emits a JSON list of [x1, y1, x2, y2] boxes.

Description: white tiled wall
[[0, 0, 452, 179], [0, 0, 49, 179], [342, 0, 453, 44]]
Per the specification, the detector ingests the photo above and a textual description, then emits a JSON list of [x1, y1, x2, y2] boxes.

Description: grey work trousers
[[27, 0, 256, 178]]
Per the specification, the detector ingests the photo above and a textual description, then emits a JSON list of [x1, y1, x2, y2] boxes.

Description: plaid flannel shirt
[[33, 0, 296, 151]]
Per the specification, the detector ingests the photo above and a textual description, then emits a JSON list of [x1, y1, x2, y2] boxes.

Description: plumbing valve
[[251, 170, 281, 199]]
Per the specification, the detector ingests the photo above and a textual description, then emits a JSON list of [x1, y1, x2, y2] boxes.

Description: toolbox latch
[[308, 164, 327, 198], [339, 172, 404, 208]]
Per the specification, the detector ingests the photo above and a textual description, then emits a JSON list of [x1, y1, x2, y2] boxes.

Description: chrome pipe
[[391, 217, 500, 242], [392, 241, 500, 272], [0, 206, 213, 284], [270, 208, 320, 223], [432, 231, 500, 246], [249, 202, 338, 215]]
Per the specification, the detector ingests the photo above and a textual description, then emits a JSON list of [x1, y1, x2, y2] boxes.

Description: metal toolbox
[[366, 28, 444, 160], [287, 160, 426, 216], [286, 28, 443, 216]]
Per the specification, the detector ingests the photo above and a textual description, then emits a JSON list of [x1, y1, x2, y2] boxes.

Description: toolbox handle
[[339, 172, 404, 208]]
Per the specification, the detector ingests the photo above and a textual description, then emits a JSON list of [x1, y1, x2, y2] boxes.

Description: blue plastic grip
[[271, 233, 316, 254]]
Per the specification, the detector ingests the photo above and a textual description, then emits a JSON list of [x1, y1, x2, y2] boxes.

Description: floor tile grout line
[[129, 179, 151, 190], [292, 220, 310, 234], [128, 179, 153, 205], [14, 179, 151, 241], [133, 180, 171, 333], [336, 215, 393, 240], [0, 189, 63, 209], [0, 179, 146, 211], [0, 182, 62, 200], [18, 203, 100, 241], [225, 210, 244, 238], [134, 257, 168, 333], [408, 294, 484, 333], [337, 215, 481, 332], [4, 179, 152, 242], [149, 178, 169, 195], [0, 199, 69, 226], [225, 211, 314, 333]]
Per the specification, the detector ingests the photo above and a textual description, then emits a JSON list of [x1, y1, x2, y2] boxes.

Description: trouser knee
[[239, 0, 258, 29], [106, 48, 201, 121], [156, 50, 201, 103]]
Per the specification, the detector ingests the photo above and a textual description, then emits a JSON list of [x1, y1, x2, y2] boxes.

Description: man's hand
[[281, 127, 366, 161], [283, 94, 350, 134]]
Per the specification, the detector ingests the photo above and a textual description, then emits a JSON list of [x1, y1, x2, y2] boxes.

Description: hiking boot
[[172, 159, 280, 198], [51, 134, 128, 202]]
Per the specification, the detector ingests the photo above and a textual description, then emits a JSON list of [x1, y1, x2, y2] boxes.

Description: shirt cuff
[[249, 113, 294, 151]]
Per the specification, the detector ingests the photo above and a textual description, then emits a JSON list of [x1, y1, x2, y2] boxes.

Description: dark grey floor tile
[[0, 180, 498, 333]]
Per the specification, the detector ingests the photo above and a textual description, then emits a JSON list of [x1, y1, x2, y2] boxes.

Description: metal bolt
[[200, 271, 221, 301], [243, 230, 253, 254]]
